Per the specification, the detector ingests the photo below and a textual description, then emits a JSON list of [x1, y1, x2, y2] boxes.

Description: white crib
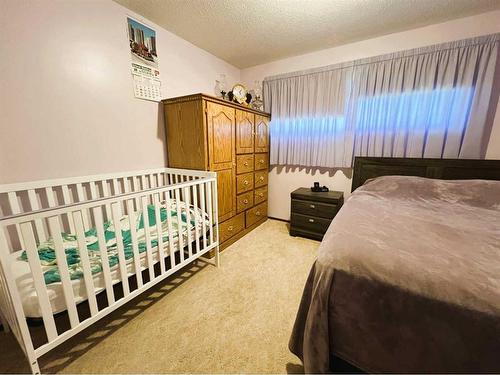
[[0, 167, 219, 374]]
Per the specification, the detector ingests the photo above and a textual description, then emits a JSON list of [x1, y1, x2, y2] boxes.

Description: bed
[[0, 168, 219, 374], [289, 157, 500, 373]]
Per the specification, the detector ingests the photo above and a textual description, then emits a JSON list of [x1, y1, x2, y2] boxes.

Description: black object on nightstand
[[290, 187, 344, 240]]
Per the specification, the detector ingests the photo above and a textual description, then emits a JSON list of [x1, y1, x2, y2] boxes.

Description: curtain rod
[[263, 33, 500, 83]]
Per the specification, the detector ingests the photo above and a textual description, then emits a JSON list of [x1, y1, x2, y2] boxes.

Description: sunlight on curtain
[[353, 87, 475, 159]]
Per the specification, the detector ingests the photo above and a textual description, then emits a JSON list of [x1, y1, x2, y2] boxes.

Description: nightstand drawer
[[291, 199, 338, 219], [291, 213, 332, 234]]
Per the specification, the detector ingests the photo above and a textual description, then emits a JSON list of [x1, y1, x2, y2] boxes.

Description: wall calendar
[[127, 17, 162, 102]]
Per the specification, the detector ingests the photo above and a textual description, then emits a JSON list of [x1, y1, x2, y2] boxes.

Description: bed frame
[[0, 167, 219, 374], [352, 157, 500, 192]]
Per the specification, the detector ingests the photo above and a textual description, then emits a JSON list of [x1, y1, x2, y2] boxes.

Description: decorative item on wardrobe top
[[162, 93, 271, 251], [214, 78, 263, 110]]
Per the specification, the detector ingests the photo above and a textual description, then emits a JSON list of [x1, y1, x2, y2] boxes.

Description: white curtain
[[263, 34, 500, 168]]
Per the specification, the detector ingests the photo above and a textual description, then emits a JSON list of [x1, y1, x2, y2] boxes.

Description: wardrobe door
[[206, 101, 236, 221], [255, 115, 269, 153], [236, 109, 254, 154]]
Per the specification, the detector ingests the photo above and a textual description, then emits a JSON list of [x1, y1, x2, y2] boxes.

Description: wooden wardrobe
[[162, 93, 270, 250]]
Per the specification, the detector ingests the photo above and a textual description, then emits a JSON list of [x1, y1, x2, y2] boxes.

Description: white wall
[[241, 10, 500, 220], [0, 0, 240, 184]]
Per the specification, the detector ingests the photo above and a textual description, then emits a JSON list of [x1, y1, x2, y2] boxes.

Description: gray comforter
[[289, 176, 500, 373]]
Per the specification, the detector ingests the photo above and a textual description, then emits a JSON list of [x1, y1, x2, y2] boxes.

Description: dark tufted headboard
[[351, 157, 500, 192]]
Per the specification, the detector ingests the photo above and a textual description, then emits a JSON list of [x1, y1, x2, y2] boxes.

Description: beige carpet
[[0, 219, 319, 374]]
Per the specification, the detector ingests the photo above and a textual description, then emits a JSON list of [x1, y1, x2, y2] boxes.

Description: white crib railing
[[0, 168, 219, 374]]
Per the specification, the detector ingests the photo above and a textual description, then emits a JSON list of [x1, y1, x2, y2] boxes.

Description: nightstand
[[290, 188, 344, 240]]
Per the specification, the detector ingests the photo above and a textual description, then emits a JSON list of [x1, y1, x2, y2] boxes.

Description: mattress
[[11, 203, 209, 318], [289, 176, 500, 373]]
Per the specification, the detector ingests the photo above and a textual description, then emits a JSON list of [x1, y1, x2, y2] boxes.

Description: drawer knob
[[259, 159, 264, 164], [228, 225, 233, 232], [259, 177, 264, 181], [259, 193, 263, 197], [243, 180, 249, 185], [308, 218, 315, 223], [310, 204, 315, 209], [256, 211, 261, 216], [243, 199, 248, 204], [244, 161, 248, 166]]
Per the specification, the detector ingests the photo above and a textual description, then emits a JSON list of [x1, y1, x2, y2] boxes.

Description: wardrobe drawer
[[254, 171, 268, 188], [236, 154, 254, 174], [236, 172, 254, 194], [237, 191, 254, 213], [291, 199, 339, 219], [254, 186, 267, 205], [254, 153, 268, 170], [246, 202, 267, 227], [290, 213, 332, 234], [219, 213, 245, 243]]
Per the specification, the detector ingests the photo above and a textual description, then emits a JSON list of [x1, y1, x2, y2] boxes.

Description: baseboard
[[267, 216, 289, 223]]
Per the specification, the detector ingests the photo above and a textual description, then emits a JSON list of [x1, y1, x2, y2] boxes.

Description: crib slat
[[131, 177, 141, 211], [126, 200, 143, 288], [183, 187, 193, 258], [212, 180, 219, 245], [123, 178, 130, 193], [89, 182, 98, 215], [100, 181, 113, 221], [92, 208, 115, 305], [72, 212, 98, 316], [174, 189, 185, 263], [61, 185, 76, 233], [19, 223, 58, 341], [206, 182, 213, 246], [111, 203, 130, 297], [27, 190, 46, 242], [192, 184, 201, 255], [200, 183, 207, 249], [112, 179, 120, 196], [140, 196, 155, 281], [7, 192, 25, 248], [163, 191, 176, 269], [48, 216, 79, 329], [153, 194, 166, 274], [75, 183, 90, 229], [45, 187, 56, 207]]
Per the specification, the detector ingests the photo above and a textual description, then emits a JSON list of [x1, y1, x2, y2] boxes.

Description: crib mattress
[[11, 212, 209, 318]]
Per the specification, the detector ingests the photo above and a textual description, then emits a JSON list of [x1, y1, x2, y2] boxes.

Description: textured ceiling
[[115, 0, 500, 68]]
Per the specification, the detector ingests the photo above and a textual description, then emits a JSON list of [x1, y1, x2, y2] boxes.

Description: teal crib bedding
[[20, 203, 209, 285]]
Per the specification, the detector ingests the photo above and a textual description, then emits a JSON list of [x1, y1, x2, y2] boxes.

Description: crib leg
[[29, 358, 40, 375], [214, 245, 220, 268]]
